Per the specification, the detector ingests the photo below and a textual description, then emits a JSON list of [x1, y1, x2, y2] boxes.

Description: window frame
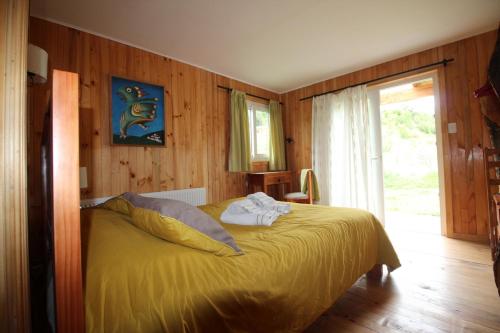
[[247, 99, 270, 161]]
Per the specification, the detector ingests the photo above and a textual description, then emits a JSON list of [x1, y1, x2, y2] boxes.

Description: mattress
[[82, 199, 400, 333]]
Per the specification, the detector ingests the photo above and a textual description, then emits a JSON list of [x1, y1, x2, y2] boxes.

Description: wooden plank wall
[[28, 17, 498, 243], [281, 30, 498, 242], [0, 0, 30, 332], [28, 17, 279, 211]]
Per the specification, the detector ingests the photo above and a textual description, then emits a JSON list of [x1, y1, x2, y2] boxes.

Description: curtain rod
[[299, 58, 455, 101], [217, 85, 283, 105]]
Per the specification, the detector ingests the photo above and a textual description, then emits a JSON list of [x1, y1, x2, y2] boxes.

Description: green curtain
[[269, 100, 286, 170], [229, 90, 251, 172]]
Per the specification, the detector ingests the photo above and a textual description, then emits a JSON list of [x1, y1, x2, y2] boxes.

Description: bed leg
[[366, 264, 383, 280]]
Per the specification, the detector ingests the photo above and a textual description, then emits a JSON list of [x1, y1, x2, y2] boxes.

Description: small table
[[247, 171, 292, 200]]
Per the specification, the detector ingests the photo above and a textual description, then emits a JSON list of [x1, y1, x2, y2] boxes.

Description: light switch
[[447, 122, 457, 134]]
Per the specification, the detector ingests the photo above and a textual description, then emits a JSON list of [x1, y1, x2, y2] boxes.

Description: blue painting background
[[111, 76, 165, 139]]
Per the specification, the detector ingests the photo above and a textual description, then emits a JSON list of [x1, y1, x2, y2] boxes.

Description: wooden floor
[[306, 223, 500, 333]]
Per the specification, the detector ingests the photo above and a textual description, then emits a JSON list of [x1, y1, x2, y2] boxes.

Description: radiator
[[80, 188, 207, 209]]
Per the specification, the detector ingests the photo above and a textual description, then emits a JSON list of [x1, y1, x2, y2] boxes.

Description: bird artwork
[[117, 85, 158, 138], [111, 77, 165, 146]]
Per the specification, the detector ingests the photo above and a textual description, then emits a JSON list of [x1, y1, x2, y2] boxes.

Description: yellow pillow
[[100, 196, 134, 216], [131, 207, 241, 257]]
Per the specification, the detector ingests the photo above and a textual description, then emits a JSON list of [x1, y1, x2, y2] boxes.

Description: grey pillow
[[122, 192, 241, 253]]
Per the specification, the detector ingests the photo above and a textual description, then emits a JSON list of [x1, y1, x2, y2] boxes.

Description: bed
[[82, 198, 400, 333]]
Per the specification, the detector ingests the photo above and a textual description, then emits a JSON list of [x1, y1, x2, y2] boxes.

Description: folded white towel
[[220, 193, 291, 226], [247, 192, 277, 207], [247, 192, 291, 214], [221, 210, 279, 226]]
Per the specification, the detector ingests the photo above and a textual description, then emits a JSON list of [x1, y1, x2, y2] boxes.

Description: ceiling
[[30, 0, 500, 93]]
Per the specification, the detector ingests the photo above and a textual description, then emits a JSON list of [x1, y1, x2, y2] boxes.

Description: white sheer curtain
[[312, 85, 378, 216]]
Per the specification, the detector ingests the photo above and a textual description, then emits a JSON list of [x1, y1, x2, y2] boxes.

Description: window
[[247, 100, 270, 161]]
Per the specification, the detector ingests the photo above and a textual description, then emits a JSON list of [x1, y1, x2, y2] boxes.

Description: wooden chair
[[484, 148, 500, 295], [284, 169, 314, 204], [484, 148, 500, 259]]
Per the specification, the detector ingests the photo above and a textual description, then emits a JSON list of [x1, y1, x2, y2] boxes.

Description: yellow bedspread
[[83, 200, 400, 333]]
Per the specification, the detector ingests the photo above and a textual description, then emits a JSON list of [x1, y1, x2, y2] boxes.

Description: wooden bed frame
[[50, 70, 85, 332]]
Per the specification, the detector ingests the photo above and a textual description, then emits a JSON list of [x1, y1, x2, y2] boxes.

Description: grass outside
[[384, 171, 438, 189], [381, 95, 440, 218], [384, 187, 440, 216]]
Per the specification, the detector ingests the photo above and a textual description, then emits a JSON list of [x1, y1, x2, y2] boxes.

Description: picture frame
[[110, 75, 166, 146]]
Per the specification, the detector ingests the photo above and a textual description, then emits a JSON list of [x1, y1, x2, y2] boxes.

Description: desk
[[247, 171, 292, 200]]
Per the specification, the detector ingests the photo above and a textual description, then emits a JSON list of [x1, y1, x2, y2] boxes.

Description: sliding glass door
[[367, 71, 445, 233]]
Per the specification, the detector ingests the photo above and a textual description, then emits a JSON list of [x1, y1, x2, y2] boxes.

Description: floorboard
[[306, 225, 500, 333]]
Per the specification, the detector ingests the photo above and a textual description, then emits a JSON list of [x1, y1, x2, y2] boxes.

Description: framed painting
[[110, 76, 165, 146]]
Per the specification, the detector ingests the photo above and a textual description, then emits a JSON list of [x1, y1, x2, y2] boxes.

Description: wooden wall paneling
[[169, 59, 179, 188], [100, 42, 113, 196], [441, 34, 494, 241], [214, 77, 229, 201], [475, 33, 498, 238], [79, 107, 93, 197], [149, 53, 163, 193], [110, 145, 121, 194], [206, 80, 216, 202], [205, 74, 216, 202], [28, 17, 496, 241], [200, 69, 210, 191], [143, 52, 158, 193], [52, 70, 85, 332], [284, 89, 312, 192], [282, 91, 293, 187], [185, 65, 195, 188], [299, 98, 312, 189], [477, 33, 499, 240], [452, 41, 471, 236], [200, 69, 211, 196], [185, 65, 197, 188], [436, 65, 454, 237], [220, 77, 234, 200], [208, 77, 228, 203], [172, 60, 186, 189], [108, 42, 121, 195], [130, 50, 144, 193], [440, 42, 463, 235], [88, 33, 102, 197], [183, 63, 193, 188], [163, 58, 175, 191], [282, 30, 498, 242], [465, 37, 486, 237], [220, 83, 232, 201], [29, 17, 279, 206], [189, 65, 204, 189], [0, 0, 30, 331], [283, 91, 293, 187], [463, 38, 480, 236]]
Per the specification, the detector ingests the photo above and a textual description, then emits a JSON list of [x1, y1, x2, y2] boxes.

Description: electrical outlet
[[447, 122, 457, 134]]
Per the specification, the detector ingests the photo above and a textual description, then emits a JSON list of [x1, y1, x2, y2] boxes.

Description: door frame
[[368, 70, 448, 235]]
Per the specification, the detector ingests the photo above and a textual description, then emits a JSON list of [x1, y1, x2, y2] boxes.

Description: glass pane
[[248, 106, 255, 158], [255, 109, 270, 157]]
